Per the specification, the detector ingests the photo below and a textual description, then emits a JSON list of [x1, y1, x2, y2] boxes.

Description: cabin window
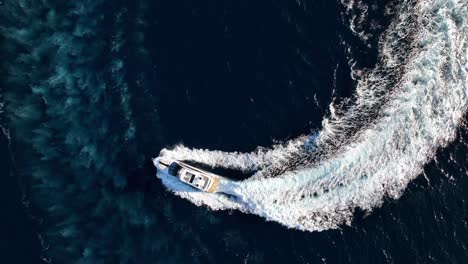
[[185, 172, 196, 183]]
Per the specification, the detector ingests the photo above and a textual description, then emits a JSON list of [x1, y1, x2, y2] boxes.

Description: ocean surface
[[1, 0, 467, 263]]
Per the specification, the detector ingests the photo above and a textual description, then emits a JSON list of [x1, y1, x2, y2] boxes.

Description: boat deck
[[154, 157, 223, 193], [207, 176, 220, 193]]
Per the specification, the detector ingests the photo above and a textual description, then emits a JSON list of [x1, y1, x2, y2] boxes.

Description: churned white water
[[157, 0, 467, 232]]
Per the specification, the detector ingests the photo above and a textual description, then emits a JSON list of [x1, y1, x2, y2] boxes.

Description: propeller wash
[[157, 0, 467, 232]]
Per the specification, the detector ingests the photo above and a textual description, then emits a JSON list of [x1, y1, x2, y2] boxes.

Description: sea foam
[[158, 0, 467, 231]]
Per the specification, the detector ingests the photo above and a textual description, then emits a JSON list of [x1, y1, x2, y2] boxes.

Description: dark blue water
[[1, 0, 467, 263]]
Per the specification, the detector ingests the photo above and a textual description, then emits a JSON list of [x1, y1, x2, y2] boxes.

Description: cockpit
[[183, 171, 209, 189]]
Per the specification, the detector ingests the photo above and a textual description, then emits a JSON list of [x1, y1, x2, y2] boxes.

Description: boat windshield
[[168, 162, 182, 176]]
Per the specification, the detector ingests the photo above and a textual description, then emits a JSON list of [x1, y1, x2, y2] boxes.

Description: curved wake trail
[[159, 0, 467, 231]]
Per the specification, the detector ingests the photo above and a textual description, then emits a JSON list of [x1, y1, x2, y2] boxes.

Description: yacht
[[153, 157, 220, 193]]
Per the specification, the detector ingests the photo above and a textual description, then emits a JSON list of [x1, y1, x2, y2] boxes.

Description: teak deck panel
[[207, 176, 219, 193]]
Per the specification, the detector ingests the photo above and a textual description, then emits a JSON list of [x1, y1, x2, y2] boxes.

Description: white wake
[[157, 0, 467, 231]]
